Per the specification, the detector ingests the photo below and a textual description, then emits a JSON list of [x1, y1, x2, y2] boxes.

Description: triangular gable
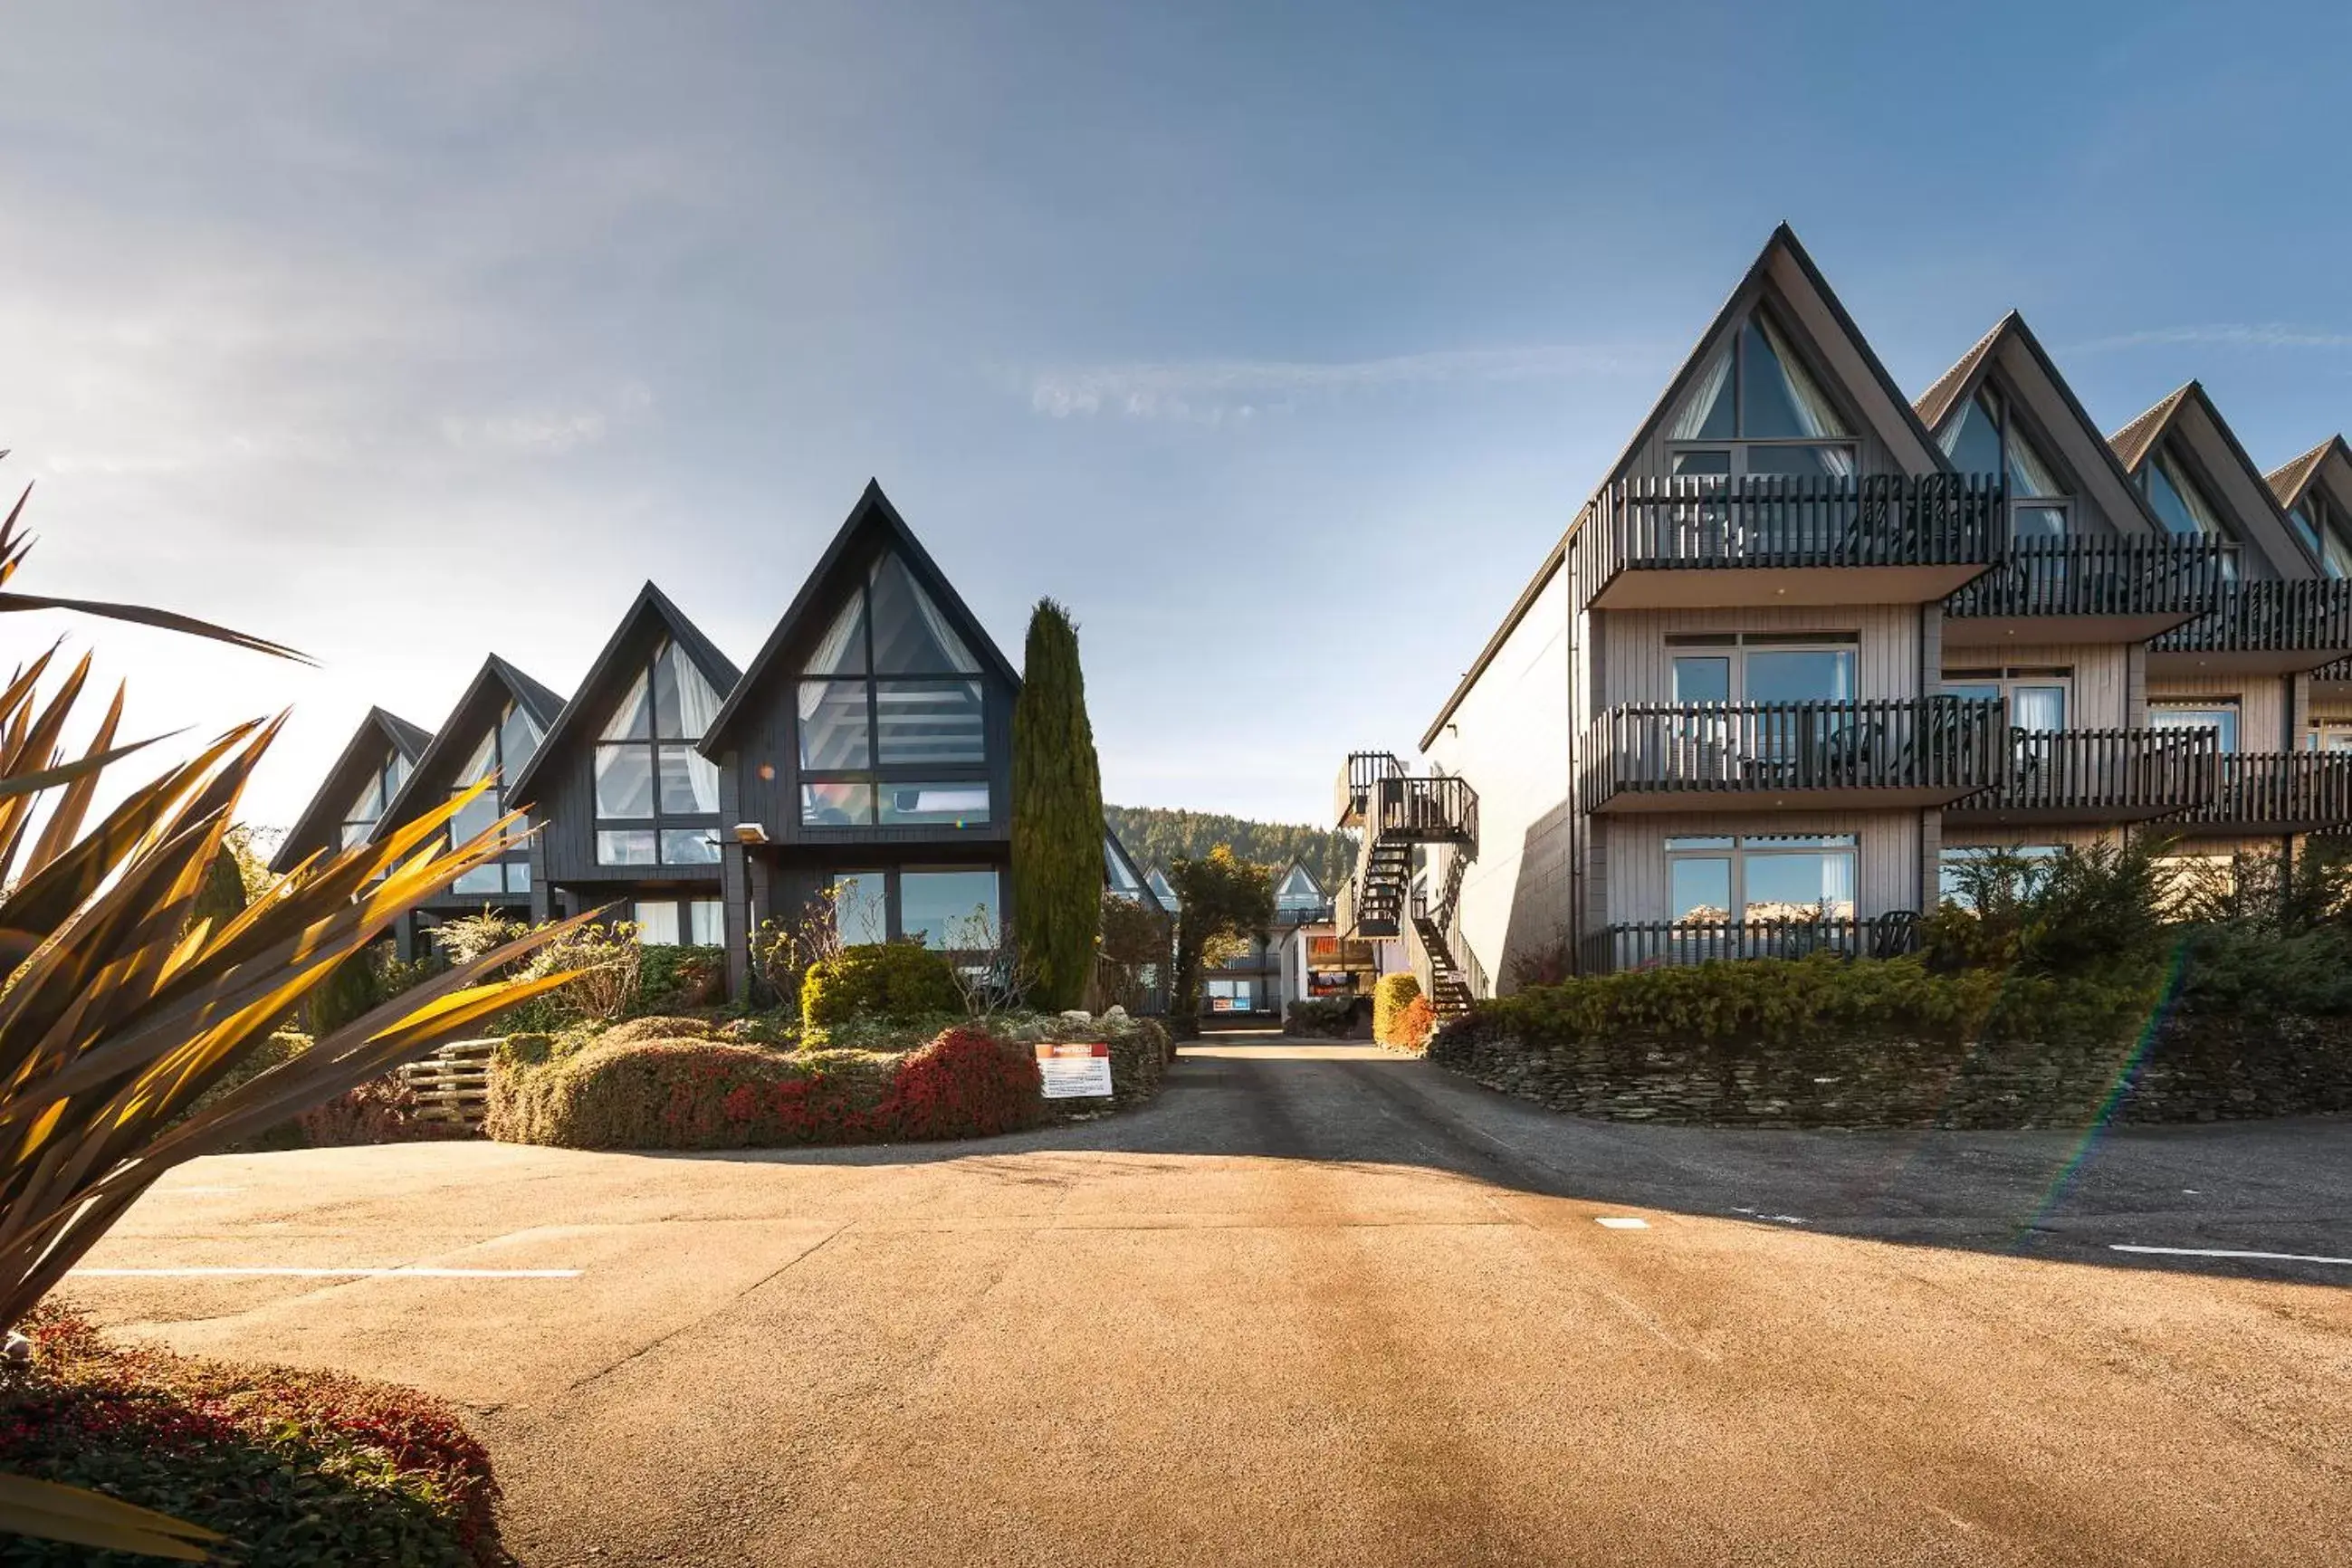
[[375, 652, 569, 837], [1601, 223, 1951, 488], [2269, 435, 2351, 512], [268, 706, 433, 873], [2107, 382, 2320, 578], [1275, 861, 1327, 901], [700, 480, 1020, 756], [508, 582, 741, 804], [2270, 436, 2352, 576], [1912, 311, 2171, 540], [1144, 865, 1180, 908], [1104, 824, 1166, 916]]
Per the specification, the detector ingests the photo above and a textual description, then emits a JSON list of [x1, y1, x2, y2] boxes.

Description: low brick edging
[[1427, 1012, 2352, 1130]]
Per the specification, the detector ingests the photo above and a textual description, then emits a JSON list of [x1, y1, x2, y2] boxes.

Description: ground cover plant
[[1, 1305, 503, 1566]]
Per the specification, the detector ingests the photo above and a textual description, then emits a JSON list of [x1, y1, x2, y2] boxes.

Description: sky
[[4, 0, 2350, 832]]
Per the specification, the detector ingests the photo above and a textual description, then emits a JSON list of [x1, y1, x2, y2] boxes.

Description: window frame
[[1664, 305, 1860, 481], [1938, 382, 2076, 540], [1667, 631, 1860, 705], [594, 637, 724, 869], [1942, 666, 2074, 731], [796, 554, 992, 831], [449, 701, 540, 896], [823, 865, 1005, 952], [2150, 699, 2242, 754], [1662, 833, 1860, 925], [630, 894, 725, 948]]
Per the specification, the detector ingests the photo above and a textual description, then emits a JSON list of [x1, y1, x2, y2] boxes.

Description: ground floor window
[[632, 897, 724, 946], [1665, 834, 1857, 923], [822, 865, 1001, 951], [2307, 720, 2352, 753], [1938, 845, 2060, 906], [1205, 978, 1254, 1012]]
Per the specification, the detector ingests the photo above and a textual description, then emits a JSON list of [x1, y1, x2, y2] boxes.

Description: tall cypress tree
[[1010, 598, 1104, 1010]]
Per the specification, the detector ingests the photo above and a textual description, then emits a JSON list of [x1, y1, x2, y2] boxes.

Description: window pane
[[830, 871, 887, 945], [597, 829, 658, 865], [1668, 857, 1731, 923], [2014, 504, 2068, 540], [2006, 423, 2064, 499], [1672, 656, 1731, 703], [345, 771, 385, 828], [659, 643, 723, 740], [1943, 683, 2001, 703], [2012, 686, 2067, 731], [505, 861, 532, 894], [2147, 448, 2227, 540], [635, 902, 681, 946], [1745, 648, 1854, 703], [800, 781, 874, 827], [1745, 850, 1855, 921], [660, 827, 722, 864], [601, 668, 652, 741], [1668, 343, 1735, 442], [453, 864, 505, 895], [804, 592, 868, 676], [500, 703, 544, 776], [1746, 445, 1851, 478], [1938, 391, 2003, 476], [455, 730, 497, 788], [1740, 314, 1850, 440], [875, 681, 986, 766], [869, 553, 980, 674], [595, 744, 655, 818], [656, 745, 721, 814], [798, 681, 872, 770], [878, 781, 990, 827], [451, 788, 501, 846], [2153, 705, 2237, 751], [339, 820, 374, 850], [1670, 449, 1730, 476], [900, 869, 999, 950], [688, 899, 725, 946], [384, 755, 409, 799]]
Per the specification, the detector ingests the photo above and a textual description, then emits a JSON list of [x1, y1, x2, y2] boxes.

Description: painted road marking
[[71, 1266, 584, 1279], [2110, 1246, 2352, 1267], [1595, 1217, 1649, 1229]]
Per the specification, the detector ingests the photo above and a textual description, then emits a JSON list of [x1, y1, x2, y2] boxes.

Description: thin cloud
[[1025, 342, 1660, 422], [2066, 324, 2352, 355]]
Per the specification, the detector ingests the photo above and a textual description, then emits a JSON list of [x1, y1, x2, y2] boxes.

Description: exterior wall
[[1601, 603, 1923, 705], [1936, 641, 2133, 729], [2145, 674, 2293, 751], [1601, 809, 1922, 925], [1422, 562, 1572, 994]]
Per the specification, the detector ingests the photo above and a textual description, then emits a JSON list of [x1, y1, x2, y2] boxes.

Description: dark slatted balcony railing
[[1949, 727, 2219, 822], [1574, 474, 2004, 610], [2181, 752, 2352, 833], [1582, 697, 2005, 809], [1334, 751, 1404, 827], [1944, 535, 2232, 622], [1578, 913, 1920, 976], [2152, 579, 2352, 659], [1332, 758, 1480, 940]]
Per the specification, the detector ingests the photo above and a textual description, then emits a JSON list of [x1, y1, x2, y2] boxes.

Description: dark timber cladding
[[268, 706, 434, 874], [506, 581, 742, 924], [701, 481, 1023, 997]]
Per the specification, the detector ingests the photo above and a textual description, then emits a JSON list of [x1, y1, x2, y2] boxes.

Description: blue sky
[[3, 1, 2348, 829]]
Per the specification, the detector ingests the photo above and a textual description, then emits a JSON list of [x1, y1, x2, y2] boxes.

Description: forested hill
[[1104, 805, 1352, 887]]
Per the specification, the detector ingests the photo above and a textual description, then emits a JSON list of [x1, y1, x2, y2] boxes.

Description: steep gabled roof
[[2268, 435, 2349, 512], [1274, 859, 1329, 899], [1910, 311, 2173, 539], [1104, 824, 1167, 918], [267, 705, 434, 873], [1420, 224, 1951, 751], [507, 581, 741, 804], [700, 480, 1021, 755], [2107, 381, 2322, 577], [373, 652, 569, 837]]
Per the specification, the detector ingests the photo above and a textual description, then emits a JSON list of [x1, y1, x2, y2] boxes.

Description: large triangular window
[[595, 637, 725, 866], [2291, 487, 2352, 579], [794, 550, 990, 830], [1668, 306, 1855, 480], [448, 698, 542, 896], [1936, 385, 2070, 540]]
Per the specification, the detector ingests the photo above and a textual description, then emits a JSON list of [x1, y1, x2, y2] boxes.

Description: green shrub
[[802, 942, 962, 1028], [801, 1010, 963, 1053], [601, 1014, 715, 1047], [636, 944, 725, 1014], [2175, 922, 2352, 1018], [306, 948, 384, 1036], [1372, 973, 1422, 1047], [175, 1028, 311, 1152], [1285, 997, 1358, 1038], [7, 1305, 503, 1565]]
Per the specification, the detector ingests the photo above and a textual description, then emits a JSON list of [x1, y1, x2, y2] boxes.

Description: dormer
[[2108, 384, 2319, 581], [2270, 436, 2352, 580]]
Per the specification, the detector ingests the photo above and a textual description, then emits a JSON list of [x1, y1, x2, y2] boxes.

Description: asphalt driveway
[[63, 1039, 2352, 1566]]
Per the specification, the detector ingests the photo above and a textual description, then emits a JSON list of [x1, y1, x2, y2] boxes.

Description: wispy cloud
[[2066, 324, 2352, 355], [438, 383, 654, 456], [1024, 342, 1659, 423]]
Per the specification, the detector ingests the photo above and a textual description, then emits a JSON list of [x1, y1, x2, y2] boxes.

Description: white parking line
[[1594, 1217, 1649, 1229], [2110, 1246, 2352, 1267], [71, 1266, 583, 1279]]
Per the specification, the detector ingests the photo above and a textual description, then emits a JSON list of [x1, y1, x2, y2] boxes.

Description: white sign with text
[[1035, 1041, 1114, 1099]]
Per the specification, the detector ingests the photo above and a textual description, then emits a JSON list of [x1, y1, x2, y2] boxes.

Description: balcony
[[1333, 752, 1478, 940], [1582, 697, 2005, 814], [1334, 751, 1402, 828], [1943, 535, 2232, 646], [1944, 728, 2218, 827], [2173, 752, 2352, 836], [2147, 578, 2352, 675], [1578, 913, 1920, 975], [1574, 474, 2003, 612]]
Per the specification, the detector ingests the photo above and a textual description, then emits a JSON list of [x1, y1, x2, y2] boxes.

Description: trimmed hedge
[[1284, 998, 1359, 1038], [1372, 973, 1423, 1047], [3, 1305, 503, 1565], [801, 942, 962, 1029]]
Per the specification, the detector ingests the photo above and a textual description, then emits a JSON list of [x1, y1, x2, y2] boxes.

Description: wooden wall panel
[[1600, 604, 1921, 707], [2146, 674, 2291, 752]]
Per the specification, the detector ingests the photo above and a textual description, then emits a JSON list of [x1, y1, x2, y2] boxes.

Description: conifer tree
[[1010, 598, 1104, 1010]]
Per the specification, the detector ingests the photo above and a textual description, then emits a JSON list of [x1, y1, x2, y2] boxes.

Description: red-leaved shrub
[[875, 1026, 1046, 1141], [297, 1074, 457, 1146], [1393, 996, 1438, 1054]]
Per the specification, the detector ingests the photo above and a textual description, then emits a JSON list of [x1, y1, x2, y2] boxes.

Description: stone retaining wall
[[1427, 1012, 2352, 1130]]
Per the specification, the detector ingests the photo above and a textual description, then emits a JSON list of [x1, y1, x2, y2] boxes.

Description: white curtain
[[878, 555, 980, 674], [1819, 850, 1857, 919], [2006, 425, 2064, 500], [1668, 344, 1733, 442], [1755, 314, 1850, 441], [671, 645, 723, 740], [600, 669, 650, 741], [805, 595, 865, 676]]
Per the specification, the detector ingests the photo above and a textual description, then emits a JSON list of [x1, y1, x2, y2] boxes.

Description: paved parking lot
[[66, 1039, 2352, 1566]]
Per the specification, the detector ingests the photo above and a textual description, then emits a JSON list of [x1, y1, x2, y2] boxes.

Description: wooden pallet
[[397, 1037, 499, 1128]]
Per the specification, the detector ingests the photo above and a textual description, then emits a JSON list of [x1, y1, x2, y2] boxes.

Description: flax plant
[[0, 466, 589, 1558]]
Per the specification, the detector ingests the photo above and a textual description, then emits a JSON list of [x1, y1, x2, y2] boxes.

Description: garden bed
[[1, 1305, 503, 1565]]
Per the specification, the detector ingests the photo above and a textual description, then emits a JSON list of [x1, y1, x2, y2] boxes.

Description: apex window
[[1936, 383, 2070, 540], [2290, 487, 2352, 579], [798, 552, 991, 828], [595, 637, 724, 866], [339, 751, 409, 850], [2141, 442, 2241, 578], [1666, 305, 1857, 481], [450, 701, 543, 895]]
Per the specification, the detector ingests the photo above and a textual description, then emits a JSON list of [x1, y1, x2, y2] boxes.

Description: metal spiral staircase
[[1334, 752, 1481, 1017]]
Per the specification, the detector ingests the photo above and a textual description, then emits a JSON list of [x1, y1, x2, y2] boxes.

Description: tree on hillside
[[1011, 598, 1104, 1011], [1104, 804, 1350, 889], [1168, 846, 1275, 1039]]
